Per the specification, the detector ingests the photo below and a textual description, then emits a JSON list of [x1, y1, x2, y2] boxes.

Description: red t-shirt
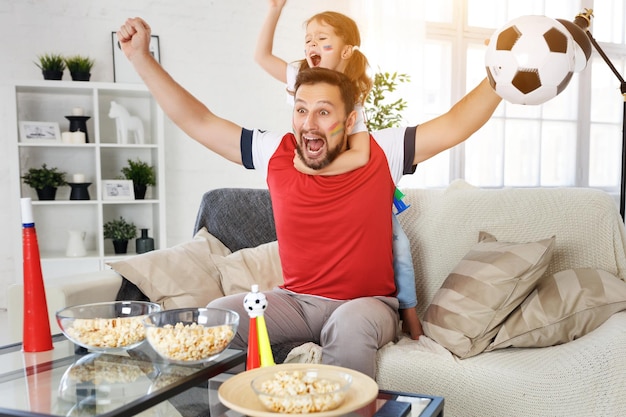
[[266, 133, 396, 299]]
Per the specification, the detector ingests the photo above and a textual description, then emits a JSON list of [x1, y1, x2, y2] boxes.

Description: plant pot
[[112, 240, 129, 254], [35, 186, 57, 201], [70, 72, 91, 82], [134, 184, 147, 200], [42, 70, 63, 80]]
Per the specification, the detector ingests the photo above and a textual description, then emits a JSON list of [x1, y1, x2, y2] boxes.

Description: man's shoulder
[[371, 127, 408, 153], [371, 126, 418, 179], [242, 129, 291, 170]]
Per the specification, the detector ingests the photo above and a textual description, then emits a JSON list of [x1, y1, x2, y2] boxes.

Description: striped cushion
[[108, 228, 230, 309], [422, 232, 555, 358], [486, 268, 626, 350]]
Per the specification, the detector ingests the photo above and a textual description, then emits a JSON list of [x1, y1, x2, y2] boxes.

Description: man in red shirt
[[117, 17, 501, 378]]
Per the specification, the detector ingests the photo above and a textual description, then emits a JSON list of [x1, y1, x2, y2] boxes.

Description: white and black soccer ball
[[485, 15, 576, 105], [243, 286, 268, 317]]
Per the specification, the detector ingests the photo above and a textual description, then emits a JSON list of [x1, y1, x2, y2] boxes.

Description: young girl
[[255, 0, 423, 340]]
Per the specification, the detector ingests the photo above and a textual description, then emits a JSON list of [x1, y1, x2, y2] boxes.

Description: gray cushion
[[193, 188, 276, 252]]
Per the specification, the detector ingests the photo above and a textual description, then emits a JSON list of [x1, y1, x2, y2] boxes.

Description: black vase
[[35, 186, 57, 201], [70, 72, 91, 81], [42, 70, 63, 80], [136, 229, 155, 254], [134, 184, 147, 200], [112, 240, 129, 254]]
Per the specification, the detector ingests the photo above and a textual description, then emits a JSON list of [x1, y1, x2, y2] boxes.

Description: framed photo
[[102, 180, 135, 200], [19, 121, 61, 143], [112, 32, 160, 83]]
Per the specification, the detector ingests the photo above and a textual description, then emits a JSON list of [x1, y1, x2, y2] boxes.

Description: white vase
[[66, 230, 87, 257]]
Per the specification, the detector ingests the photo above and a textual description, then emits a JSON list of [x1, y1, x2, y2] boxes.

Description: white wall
[[0, 0, 351, 308]]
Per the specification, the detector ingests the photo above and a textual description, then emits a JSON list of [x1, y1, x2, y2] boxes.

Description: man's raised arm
[[117, 17, 243, 164]]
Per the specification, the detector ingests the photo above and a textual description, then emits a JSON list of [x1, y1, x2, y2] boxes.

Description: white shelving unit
[[10, 80, 166, 280]]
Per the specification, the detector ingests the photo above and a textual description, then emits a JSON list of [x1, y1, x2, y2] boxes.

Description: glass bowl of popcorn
[[143, 307, 239, 365], [58, 351, 159, 406], [56, 301, 161, 352], [251, 368, 353, 414]]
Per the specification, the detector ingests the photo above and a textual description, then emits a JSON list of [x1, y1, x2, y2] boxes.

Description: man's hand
[[117, 17, 152, 62]]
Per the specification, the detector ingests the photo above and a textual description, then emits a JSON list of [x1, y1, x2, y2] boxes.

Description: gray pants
[[207, 287, 399, 379]]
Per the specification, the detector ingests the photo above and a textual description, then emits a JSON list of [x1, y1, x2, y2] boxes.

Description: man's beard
[[296, 132, 345, 171]]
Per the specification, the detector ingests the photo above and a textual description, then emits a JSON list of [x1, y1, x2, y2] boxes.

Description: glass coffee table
[[0, 335, 443, 417], [0, 334, 246, 417]]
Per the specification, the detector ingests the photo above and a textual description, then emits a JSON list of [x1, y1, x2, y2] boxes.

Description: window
[[352, 0, 626, 205]]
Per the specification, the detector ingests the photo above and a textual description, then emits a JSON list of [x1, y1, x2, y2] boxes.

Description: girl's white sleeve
[[285, 62, 299, 106], [351, 104, 368, 134]]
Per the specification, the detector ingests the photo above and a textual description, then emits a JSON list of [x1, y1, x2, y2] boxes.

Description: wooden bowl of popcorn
[[143, 307, 239, 365], [251, 368, 353, 414], [56, 301, 161, 352]]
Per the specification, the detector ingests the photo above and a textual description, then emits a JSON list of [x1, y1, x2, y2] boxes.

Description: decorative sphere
[[485, 15, 576, 105], [243, 288, 268, 317]]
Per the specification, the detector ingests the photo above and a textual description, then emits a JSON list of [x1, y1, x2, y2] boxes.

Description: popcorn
[[256, 370, 347, 413], [65, 316, 146, 349], [68, 355, 154, 384], [146, 322, 234, 362]]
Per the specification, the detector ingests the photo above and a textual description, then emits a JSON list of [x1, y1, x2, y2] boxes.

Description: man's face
[[292, 82, 355, 170]]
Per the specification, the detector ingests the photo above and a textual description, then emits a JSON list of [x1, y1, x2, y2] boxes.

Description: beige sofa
[[377, 180, 626, 417], [7, 180, 626, 416]]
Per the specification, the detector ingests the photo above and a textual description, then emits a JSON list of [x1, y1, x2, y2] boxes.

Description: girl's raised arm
[[254, 0, 289, 83]]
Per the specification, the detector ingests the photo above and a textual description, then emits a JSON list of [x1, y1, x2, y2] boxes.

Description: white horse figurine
[[108, 101, 144, 144]]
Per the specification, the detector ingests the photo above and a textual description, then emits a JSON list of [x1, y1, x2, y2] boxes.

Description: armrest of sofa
[[6, 270, 122, 345]]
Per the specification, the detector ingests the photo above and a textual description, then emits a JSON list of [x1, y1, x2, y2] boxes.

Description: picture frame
[[102, 180, 135, 200], [112, 32, 160, 83], [19, 121, 61, 143]]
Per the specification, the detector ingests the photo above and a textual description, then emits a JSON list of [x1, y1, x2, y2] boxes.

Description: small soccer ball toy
[[243, 284, 268, 318], [485, 15, 576, 105], [243, 284, 275, 368]]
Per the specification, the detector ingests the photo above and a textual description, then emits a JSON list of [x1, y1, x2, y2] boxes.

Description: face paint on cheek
[[323, 45, 333, 51], [329, 122, 344, 137]]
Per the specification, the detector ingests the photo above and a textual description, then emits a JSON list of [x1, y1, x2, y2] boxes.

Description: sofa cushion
[[109, 228, 284, 309], [215, 240, 283, 296], [399, 180, 626, 322], [486, 268, 626, 350], [108, 228, 230, 309], [422, 232, 555, 358]]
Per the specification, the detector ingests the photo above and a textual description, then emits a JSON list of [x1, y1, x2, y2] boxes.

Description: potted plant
[[364, 70, 411, 131], [103, 216, 137, 254], [120, 158, 156, 199], [21, 163, 67, 200], [34, 53, 66, 80], [64, 54, 94, 81]]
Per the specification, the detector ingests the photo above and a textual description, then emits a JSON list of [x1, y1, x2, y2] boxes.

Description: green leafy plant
[[34, 53, 66, 72], [103, 216, 137, 241], [21, 164, 67, 189], [64, 55, 94, 74], [121, 159, 156, 187], [364, 71, 411, 131]]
